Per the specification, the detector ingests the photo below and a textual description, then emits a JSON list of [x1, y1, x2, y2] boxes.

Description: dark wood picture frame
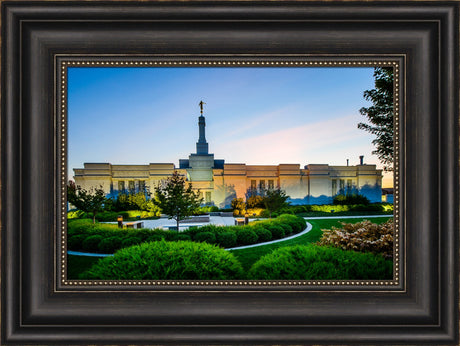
[[1, 1, 458, 345]]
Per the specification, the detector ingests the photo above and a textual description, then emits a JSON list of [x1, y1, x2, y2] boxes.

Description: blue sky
[[68, 67, 393, 187]]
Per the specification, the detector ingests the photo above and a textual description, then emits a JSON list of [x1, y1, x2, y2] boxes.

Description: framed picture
[[65, 62, 396, 283], [2, 1, 458, 345]]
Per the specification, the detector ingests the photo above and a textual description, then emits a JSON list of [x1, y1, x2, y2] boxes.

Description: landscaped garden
[[67, 173, 394, 281], [67, 216, 393, 281]]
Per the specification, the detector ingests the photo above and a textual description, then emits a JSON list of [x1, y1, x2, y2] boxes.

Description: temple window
[[268, 180, 274, 189], [332, 179, 337, 195], [118, 181, 125, 192]]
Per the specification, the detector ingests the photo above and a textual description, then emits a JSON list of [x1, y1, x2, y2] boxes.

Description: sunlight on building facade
[[74, 104, 383, 208]]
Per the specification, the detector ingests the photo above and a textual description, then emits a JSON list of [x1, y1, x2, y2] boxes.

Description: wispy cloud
[[211, 104, 298, 141], [213, 114, 372, 165]]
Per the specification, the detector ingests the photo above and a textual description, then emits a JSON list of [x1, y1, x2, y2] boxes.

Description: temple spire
[[196, 100, 209, 155], [199, 100, 206, 115]]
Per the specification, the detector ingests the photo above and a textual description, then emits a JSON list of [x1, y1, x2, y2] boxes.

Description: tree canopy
[[358, 67, 394, 171], [262, 188, 289, 218], [154, 171, 203, 231], [67, 181, 106, 224]]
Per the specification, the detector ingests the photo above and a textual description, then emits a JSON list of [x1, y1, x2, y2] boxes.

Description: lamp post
[[117, 215, 123, 228]]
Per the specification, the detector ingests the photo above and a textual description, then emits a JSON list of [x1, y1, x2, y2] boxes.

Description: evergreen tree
[[154, 171, 202, 231], [262, 188, 289, 218], [358, 67, 394, 171]]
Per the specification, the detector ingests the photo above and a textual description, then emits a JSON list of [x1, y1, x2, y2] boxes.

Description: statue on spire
[[196, 101, 208, 154], [199, 100, 206, 115]]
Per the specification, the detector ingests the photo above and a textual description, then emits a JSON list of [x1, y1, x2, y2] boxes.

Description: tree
[[358, 67, 394, 171], [114, 191, 152, 211], [67, 181, 107, 224], [154, 171, 203, 231], [230, 197, 246, 216], [262, 188, 289, 218]]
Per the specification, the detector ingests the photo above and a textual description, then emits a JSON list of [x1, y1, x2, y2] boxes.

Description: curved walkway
[[68, 250, 113, 257]]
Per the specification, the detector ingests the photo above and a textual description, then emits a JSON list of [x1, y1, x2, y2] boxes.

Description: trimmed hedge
[[236, 229, 258, 245], [216, 232, 237, 248], [252, 226, 272, 242], [79, 241, 244, 280], [249, 244, 393, 280], [67, 214, 308, 253], [82, 235, 104, 253], [99, 237, 123, 254], [184, 214, 306, 248], [67, 219, 173, 253], [194, 231, 217, 244]]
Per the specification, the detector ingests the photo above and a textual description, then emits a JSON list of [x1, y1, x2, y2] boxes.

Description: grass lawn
[[229, 216, 392, 271], [67, 255, 102, 279]]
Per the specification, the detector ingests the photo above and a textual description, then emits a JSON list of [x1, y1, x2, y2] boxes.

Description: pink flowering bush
[[317, 219, 394, 259]]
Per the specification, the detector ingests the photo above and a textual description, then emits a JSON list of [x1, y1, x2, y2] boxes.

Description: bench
[[125, 221, 144, 229], [234, 218, 245, 226]]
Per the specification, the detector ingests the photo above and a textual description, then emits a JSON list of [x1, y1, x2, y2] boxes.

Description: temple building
[[74, 103, 383, 208]]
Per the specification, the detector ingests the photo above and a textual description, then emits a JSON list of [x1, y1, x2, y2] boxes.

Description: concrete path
[[304, 214, 393, 220], [68, 250, 113, 257]]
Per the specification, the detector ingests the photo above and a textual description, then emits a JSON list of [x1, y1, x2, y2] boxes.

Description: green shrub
[[99, 236, 123, 253], [246, 208, 265, 217], [79, 241, 244, 280], [259, 209, 271, 218], [382, 203, 394, 212], [67, 219, 96, 235], [249, 244, 393, 280], [333, 194, 370, 205], [146, 234, 165, 242], [265, 223, 285, 239], [251, 225, 272, 242], [184, 224, 219, 239], [82, 235, 104, 253], [310, 204, 349, 213], [67, 210, 85, 219], [194, 231, 217, 244], [216, 231, 237, 248], [278, 221, 294, 234], [67, 234, 87, 251], [276, 214, 306, 233], [94, 211, 120, 222], [176, 234, 192, 241], [194, 206, 219, 214], [236, 229, 258, 245], [231, 198, 246, 215], [121, 237, 141, 248], [161, 231, 182, 241], [247, 195, 264, 208]]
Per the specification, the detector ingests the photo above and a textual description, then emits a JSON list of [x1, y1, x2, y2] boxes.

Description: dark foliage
[[358, 67, 394, 171]]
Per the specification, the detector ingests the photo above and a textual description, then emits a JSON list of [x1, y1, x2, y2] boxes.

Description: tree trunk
[[93, 212, 96, 224], [269, 211, 272, 219], [176, 218, 180, 232]]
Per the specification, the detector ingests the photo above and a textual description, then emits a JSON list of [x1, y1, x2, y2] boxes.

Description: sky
[[68, 67, 393, 187]]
